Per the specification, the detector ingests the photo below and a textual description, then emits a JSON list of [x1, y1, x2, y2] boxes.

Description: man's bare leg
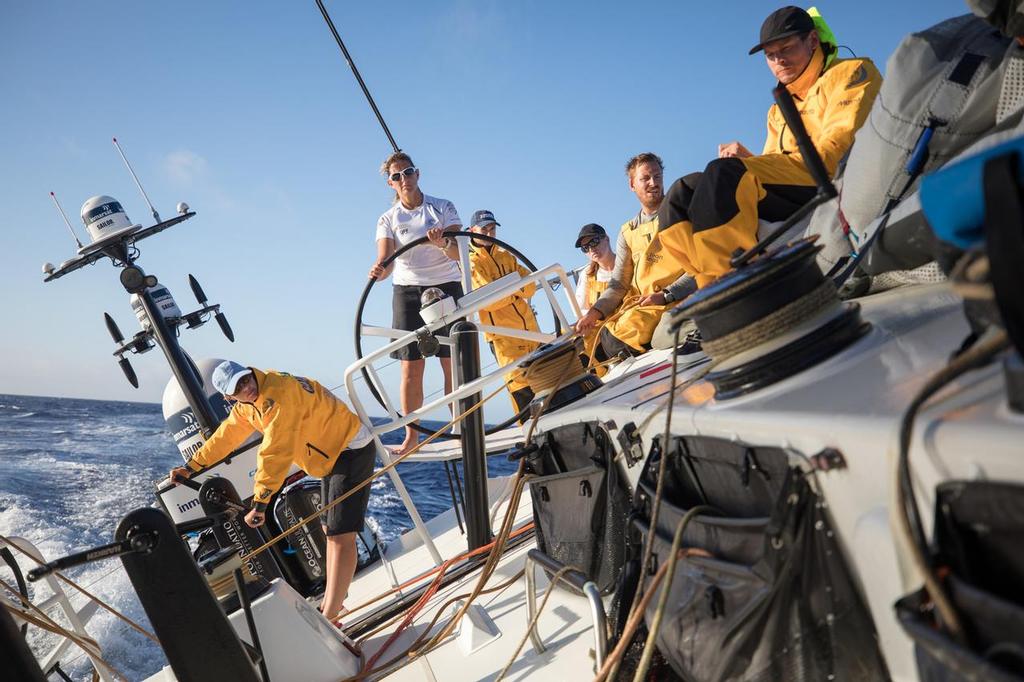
[[320, 531, 358, 623], [397, 358, 425, 454]]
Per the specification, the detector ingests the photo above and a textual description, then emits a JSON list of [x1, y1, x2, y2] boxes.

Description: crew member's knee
[[691, 157, 749, 231]]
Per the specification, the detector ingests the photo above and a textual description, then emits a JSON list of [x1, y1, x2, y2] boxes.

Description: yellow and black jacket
[[760, 48, 881, 179], [469, 244, 540, 394], [469, 244, 539, 341], [186, 368, 364, 510], [659, 46, 881, 287], [600, 212, 688, 352], [582, 261, 611, 309]]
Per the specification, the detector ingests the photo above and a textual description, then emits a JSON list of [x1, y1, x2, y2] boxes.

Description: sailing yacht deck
[[345, 467, 606, 681]]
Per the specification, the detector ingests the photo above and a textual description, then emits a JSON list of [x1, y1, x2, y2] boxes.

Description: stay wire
[[315, 0, 400, 152]]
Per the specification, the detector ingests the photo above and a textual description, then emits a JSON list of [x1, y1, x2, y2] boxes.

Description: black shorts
[[321, 441, 377, 536], [390, 280, 464, 361]]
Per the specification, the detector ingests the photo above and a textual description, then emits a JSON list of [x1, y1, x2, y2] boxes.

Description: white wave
[[1, 495, 167, 681]]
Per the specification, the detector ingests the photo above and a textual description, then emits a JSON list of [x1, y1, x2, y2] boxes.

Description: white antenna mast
[[49, 191, 83, 249], [112, 136, 161, 223]]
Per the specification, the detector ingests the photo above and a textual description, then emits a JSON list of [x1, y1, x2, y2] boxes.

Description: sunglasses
[[580, 237, 603, 253], [389, 167, 418, 182]]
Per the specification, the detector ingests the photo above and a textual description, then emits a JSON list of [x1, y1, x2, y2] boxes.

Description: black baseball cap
[[749, 6, 815, 55], [574, 223, 606, 248]]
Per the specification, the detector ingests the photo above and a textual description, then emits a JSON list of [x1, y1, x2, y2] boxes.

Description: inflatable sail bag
[[809, 14, 1016, 274]]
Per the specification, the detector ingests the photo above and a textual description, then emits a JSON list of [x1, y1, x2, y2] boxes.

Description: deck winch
[[671, 238, 869, 399], [519, 336, 602, 413]]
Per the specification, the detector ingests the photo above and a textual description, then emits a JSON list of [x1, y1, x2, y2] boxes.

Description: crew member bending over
[[468, 209, 541, 416], [169, 361, 375, 626], [658, 6, 881, 287]]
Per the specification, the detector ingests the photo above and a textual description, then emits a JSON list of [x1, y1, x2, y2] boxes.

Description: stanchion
[[452, 321, 492, 551]]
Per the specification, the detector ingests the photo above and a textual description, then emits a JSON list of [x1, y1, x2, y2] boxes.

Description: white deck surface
[[400, 425, 526, 463], [341, 472, 605, 682]]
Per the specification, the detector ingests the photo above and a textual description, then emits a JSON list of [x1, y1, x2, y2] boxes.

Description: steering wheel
[[354, 231, 562, 438]]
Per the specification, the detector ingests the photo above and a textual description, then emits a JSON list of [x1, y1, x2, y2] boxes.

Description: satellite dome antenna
[[41, 137, 233, 440]]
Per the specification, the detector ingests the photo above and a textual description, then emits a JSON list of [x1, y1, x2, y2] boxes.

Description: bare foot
[[324, 605, 349, 625], [391, 433, 420, 456]]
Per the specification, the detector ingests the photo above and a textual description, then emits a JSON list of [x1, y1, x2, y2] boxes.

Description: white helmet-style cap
[[80, 195, 136, 243]]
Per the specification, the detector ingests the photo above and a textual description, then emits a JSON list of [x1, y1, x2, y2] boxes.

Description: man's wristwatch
[[662, 289, 676, 304]]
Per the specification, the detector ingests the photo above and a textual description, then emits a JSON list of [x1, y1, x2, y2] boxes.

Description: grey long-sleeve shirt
[[590, 212, 697, 318]]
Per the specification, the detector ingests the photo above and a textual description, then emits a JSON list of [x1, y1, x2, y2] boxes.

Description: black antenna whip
[[316, 0, 401, 153]]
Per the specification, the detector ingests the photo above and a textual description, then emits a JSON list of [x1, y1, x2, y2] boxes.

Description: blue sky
[[1, 1, 966, 420]]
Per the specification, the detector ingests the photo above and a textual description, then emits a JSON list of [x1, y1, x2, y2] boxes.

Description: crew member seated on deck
[[467, 210, 541, 417], [574, 152, 696, 359], [168, 361, 375, 627], [572, 223, 615, 367], [657, 6, 882, 288]]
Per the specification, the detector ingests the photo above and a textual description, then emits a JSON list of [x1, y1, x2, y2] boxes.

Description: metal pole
[[234, 568, 271, 682], [135, 278, 220, 437], [315, 0, 400, 153], [451, 321, 491, 550]]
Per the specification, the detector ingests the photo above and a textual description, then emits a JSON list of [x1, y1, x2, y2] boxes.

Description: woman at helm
[[368, 152, 463, 454]]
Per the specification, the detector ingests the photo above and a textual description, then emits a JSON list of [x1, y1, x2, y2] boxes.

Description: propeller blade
[[118, 357, 139, 388], [188, 274, 208, 304], [215, 312, 235, 342], [104, 313, 125, 344]]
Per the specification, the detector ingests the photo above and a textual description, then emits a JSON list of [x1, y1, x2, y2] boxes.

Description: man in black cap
[[656, 6, 882, 290]]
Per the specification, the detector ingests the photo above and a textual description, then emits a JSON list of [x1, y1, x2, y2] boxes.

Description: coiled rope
[[699, 280, 838, 360]]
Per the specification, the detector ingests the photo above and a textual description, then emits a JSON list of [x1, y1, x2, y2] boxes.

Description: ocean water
[[0, 393, 516, 681]]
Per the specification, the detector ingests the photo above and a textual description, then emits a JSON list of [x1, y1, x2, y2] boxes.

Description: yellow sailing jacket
[[761, 47, 882, 179], [583, 262, 610, 309], [621, 215, 661, 296], [186, 368, 364, 509], [601, 214, 688, 351], [469, 244, 540, 342]]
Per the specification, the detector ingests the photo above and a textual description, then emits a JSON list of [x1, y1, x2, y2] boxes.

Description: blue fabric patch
[[920, 134, 1024, 249]]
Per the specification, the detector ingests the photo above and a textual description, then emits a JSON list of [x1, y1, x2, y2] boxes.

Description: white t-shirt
[[376, 194, 463, 286], [575, 264, 613, 313]]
